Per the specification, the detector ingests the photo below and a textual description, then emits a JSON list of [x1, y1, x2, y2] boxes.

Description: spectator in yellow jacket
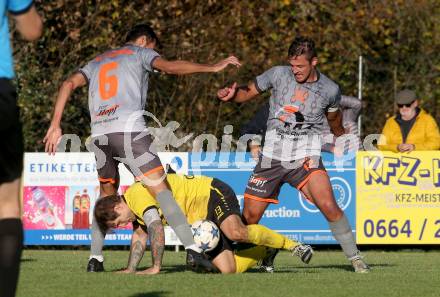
[[378, 89, 440, 152]]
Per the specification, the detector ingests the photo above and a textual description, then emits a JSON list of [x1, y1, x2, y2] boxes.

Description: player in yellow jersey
[[94, 174, 313, 274]]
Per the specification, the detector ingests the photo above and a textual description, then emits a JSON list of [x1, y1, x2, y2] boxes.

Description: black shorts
[[0, 79, 23, 183], [205, 178, 241, 259], [244, 155, 327, 204], [89, 132, 163, 184]]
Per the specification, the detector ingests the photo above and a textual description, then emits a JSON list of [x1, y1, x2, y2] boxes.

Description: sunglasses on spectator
[[397, 101, 415, 108]]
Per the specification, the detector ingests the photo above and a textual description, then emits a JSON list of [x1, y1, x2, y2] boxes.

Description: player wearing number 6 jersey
[[43, 24, 241, 273]]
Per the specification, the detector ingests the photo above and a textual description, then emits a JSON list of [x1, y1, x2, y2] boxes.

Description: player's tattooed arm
[[124, 226, 148, 273], [135, 207, 164, 275], [147, 220, 165, 269]]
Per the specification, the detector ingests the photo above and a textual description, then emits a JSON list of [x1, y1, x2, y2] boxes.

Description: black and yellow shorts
[[205, 178, 241, 259]]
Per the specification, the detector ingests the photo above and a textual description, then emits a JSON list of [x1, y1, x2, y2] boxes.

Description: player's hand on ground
[[115, 268, 135, 274], [212, 56, 241, 72], [43, 126, 62, 155], [135, 266, 160, 275], [217, 82, 237, 101]]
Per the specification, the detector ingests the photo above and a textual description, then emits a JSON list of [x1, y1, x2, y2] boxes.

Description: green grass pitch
[[17, 249, 440, 297]]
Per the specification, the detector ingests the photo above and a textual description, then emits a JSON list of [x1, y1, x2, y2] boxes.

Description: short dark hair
[[288, 37, 317, 60], [125, 24, 162, 48], [94, 195, 123, 233]]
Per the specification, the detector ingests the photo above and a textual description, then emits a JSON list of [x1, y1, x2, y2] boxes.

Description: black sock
[[0, 218, 23, 297]]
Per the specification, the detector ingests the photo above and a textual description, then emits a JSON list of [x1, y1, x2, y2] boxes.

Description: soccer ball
[[191, 220, 220, 252]]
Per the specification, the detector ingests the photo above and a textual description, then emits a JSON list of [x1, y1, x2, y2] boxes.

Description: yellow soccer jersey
[[123, 174, 214, 226]]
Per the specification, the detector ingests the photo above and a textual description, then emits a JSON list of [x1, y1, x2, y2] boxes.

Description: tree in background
[[12, 0, 439, 151]]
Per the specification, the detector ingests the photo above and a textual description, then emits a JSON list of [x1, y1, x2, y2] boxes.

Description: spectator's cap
[[395, 89, 417, 104]]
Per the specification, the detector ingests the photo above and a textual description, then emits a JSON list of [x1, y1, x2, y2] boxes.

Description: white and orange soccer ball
[[191, 220, 220, 252]]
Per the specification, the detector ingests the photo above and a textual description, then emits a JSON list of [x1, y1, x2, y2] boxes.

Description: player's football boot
[[186, 249, 219, 273], [291, 243, 314, 264], [86, 258, 104, 272], [258, 248, 279, 273], [351, 255, 370, 273]]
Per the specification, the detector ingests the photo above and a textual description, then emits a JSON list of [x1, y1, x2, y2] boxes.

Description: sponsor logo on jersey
[[96, 104, 119, 117]]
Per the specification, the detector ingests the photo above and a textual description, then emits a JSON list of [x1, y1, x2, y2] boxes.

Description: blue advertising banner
[[24, 228, 180, 245], [23, 152, 355, 245], [24, 230, 133, 245], [189, 152, 356, 244]]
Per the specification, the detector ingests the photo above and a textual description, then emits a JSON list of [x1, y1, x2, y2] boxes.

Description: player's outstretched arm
[[43, 72, 86, 155], [152, 56, 241, 75], [217, 82, 259, 103]]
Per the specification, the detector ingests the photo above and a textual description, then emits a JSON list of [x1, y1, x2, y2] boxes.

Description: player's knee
[[242, 211, 260, 225], [0, 199, 20, 218], [320, 202, 343, 221], [0, 180, 21, 218], [327, 210, 343, 223], [219, 266, 236, 274], [227, 226, 248, 242], [100, 183, 117, 197], [145, 182, 169, 196]]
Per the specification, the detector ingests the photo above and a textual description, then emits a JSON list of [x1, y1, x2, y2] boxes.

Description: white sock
[[89, 255, 104, 262]]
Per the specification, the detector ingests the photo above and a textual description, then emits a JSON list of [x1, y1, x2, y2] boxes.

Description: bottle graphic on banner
[[72, 191, 81, 229], [80, 189, 90, 229], [31, 186, 56, 229]]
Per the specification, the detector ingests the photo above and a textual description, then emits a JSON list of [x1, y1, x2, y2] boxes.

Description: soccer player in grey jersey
[[240, 95, 361, 158], [44, 24, 241, 273], [217, 36, 369, 273]]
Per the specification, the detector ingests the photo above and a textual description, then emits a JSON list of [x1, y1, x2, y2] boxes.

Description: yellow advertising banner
[[356, 151, 440, 244]]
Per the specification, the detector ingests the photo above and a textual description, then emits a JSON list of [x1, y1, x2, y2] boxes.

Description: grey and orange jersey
[[254, 66, 341, 161], [79, 45, 160, 136]]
